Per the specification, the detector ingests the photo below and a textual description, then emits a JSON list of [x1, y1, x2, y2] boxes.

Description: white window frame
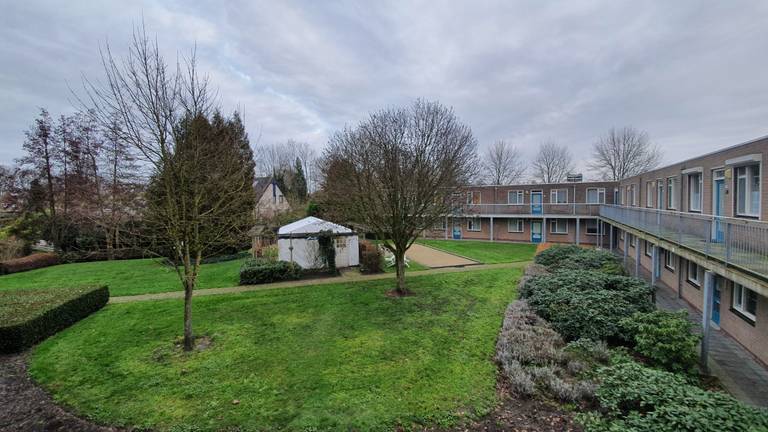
[[664, 249, 675, 271], [585, 219, 602, 235], [434, 218, 447, 230], [550, 219, 568, 234], [550, 189, 568, 204], [586, 187, 606, 204], [508, 218, 524, 233], [646, 181, 654, 207], [630, 184, 637, 206], [467, 217, 481, 232], [507, 190, 524, 205], [467, 191, 481, 205], [629, 233, 636, 247], [733, 283, 757, 322], [667, 177, 677, 209], [687, 261, 701, 286], [657, 180, 664, 209], [644, 240, 652, 257], [735, 164, 761, 218], [688, 173, 703, 212], [335, 237, 346, 249]]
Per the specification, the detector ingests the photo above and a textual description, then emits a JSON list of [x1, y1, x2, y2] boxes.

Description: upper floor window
[[667, 177, 677, 209], [508, 218, 524, 233], [467, 191, 481, 205], [735, 165, 760, 217], [467, 217, 481, 231], [644, 240, 652, 257], [733, 283, 758, 322], [657, 180, 664, 209], [586, 187, 606, 204], [550, 189, 568, 204], [646, 181, 654, 207], [629, 184, 637, 206], [508, 190, 524, 204], [688, 173, 702, 212]]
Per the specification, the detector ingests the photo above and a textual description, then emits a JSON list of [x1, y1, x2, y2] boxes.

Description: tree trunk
[[183, 275, 194, 351], [395, 249, 407, 295]]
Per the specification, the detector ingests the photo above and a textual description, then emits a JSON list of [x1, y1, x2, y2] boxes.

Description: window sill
[[730, 308, 756, 327], [664, 265, 675, 273], [735, 214, 759, 220], [507, 231, 524, 234], [686, 279, 701, 289], [550, 232, 569, 235]]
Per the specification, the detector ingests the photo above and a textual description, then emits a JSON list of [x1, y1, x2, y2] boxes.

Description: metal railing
[[458, 203, 602, 216], [600, 204, 768, 280]]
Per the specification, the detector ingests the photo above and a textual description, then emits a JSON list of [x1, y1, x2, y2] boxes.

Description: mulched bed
[[0, 352, 125, 432]]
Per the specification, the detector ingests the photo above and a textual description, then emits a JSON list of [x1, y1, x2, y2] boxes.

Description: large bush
[[579, 361, 768, 432], [239, 258, 302, 285], [555, 248, 625, 275], [0, 252, 59, 275], [620, 310, 700, 374], [534, 245, 583, 267], [0, 286, 109, 353], [521, 270, 654, 341]]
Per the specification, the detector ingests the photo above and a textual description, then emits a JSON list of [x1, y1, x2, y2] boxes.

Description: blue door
[[452, 225, 462, 240], [531, 191, 543, 215], [713, 176, 725, 242], [712, 277, 722, 325], [531, 221, 542, 243]]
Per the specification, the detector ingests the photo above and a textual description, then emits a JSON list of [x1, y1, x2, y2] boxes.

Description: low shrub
[[553, 248, 625, 275], [359, 240, 383, 274], [534, 245, 583, 267], [239, 258, 302, 285], [620, 310, 700, 374], [0, 252, 59, 275], [579, 361, 768, 432], [0, 285, 109, 353], [521, 270, 654, 341]]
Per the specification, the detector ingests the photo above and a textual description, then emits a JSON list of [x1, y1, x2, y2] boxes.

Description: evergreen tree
[[292, 157, 308, 202]]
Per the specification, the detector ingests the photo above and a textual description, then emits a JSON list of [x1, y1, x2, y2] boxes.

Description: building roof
[[278, 216, 353, 235], [253, 176, 274, 196]]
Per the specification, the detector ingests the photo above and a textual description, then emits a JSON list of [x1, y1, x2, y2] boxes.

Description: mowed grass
[[0, 258, 246, 297], [30, 267, 520, 431], [417, 239, 536, 264]]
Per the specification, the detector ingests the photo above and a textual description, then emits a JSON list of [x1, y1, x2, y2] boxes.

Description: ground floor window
[[508, 218, 524, 233], [467, 217, 481, 232], [629, 234, 636, 247], [644, 240, 652, 257], [550, 219, 568, 234], [687, 261, 702, 286], [664, 249, 675, 271], [585, 219, 602, 235], [335, 237, 346, 249], [433, 218, 446, 230], [620, 231, 625, 240], [733, 283, 758, 322]]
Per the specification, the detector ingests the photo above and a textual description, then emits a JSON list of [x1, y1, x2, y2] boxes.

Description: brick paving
[[405, 243, 478, 268]]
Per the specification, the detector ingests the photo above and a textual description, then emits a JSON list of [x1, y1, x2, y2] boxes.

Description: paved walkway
[[110, 261, 530, 304], [405, 243, 478, 268]]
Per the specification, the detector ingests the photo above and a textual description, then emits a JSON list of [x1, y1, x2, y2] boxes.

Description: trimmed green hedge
[[533, 245, 583, 267], [535, 245, 624, 275], [239, 258, 302, 285], [0, 285, 109, 353]]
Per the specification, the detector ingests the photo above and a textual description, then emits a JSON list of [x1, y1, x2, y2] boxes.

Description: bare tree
[[589, 127, 662, 180], [321, 99, 478, 295], [81, 24, 255, 351], [532, 141, 574, 183], [255, 139, 319, 195], [482, 140, 526, 185]]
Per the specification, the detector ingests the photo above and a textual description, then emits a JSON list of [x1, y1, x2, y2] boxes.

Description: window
[[735, 165, 761, 217], [278, 195, 284, 204], [667, 177, 677, 209], [687, 261, 702, 286], [657, 180, 664, 208], [467, 191, 481, 205], [508, 218, 524, 233], [550, 189, 568, 204], [586, 188, 606, 204], [508, 190, 524, 204], [733, 283, 758, 322], [586, 219, 602, 235], [433, 218, 447, 230], [335, 237, 346, 249], [620, 231, 625, 241], [664, 249, 675, 271], [550, 219, 568, 234], [688, 173, 702, 212], [629, 184, 637, 206], [644, 240, 652, 257], [646, 181, 654, 207], [467, 217, 481, 231], [629, 233, 636, 247]]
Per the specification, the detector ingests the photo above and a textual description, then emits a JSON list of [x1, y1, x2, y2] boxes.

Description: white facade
[[277, 217, 359, 269]]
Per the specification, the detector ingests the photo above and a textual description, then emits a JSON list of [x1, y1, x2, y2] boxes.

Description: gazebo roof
[[278, 216, 353, 236]]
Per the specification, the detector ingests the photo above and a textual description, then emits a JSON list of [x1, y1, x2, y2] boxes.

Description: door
[[712, 277, 722, 325], [531, 191, 543, 215], [452, 223, 462, 240], [531, 220, 542, 243], [712, 171, 725, 242]]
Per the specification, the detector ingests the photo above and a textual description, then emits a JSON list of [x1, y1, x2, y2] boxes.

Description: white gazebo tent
[[277, 217, 359, 269]]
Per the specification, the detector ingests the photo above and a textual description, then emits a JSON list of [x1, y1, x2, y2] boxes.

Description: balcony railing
[[600, 204, 768, 280], [458, 203, 602, 216]]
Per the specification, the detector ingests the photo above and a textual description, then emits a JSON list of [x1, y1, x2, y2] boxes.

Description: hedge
[[533, 245, 583, 267], [0, 252, 59, 275], [0, 285, 109, 353], [239, 258, 302, 285]]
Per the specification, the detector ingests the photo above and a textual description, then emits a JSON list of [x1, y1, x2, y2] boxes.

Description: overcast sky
[[2, 1, 768, 176]]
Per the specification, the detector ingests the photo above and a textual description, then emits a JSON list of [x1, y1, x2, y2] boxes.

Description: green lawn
[[382, 256, 430, 273], [417, 239, 536, 264], [0, 258, 246, 297], [30, 268, 520, 431]]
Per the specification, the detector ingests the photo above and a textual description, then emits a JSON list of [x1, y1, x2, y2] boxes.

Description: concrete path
[[405, 243, 478, 268], [110, 261, 530, 304]]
